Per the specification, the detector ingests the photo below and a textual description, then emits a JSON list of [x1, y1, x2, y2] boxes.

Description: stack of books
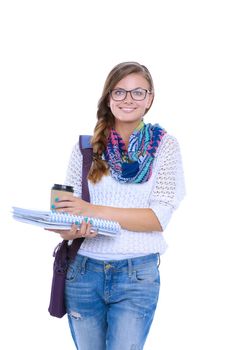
[[12, 206, 121, 237]]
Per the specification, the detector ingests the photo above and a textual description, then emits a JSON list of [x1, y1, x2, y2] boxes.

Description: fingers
[[79, 219, 98, 238], [53, 203, 77, 212], [51, 195, 83, 212], [56, 207, 83, 216], [47, 219, 98, 240]]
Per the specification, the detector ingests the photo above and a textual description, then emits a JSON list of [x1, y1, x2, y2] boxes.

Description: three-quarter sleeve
[[149, 134, 186, 230], [64, 141, 83, 197]]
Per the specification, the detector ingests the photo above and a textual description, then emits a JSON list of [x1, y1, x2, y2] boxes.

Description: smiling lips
[[120, 107, 136, 113]]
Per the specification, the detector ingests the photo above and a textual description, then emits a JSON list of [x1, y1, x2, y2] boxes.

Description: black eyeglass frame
[[109, 88, 152, 101]]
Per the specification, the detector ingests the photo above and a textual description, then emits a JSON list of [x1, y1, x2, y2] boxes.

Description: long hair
[[88, 61, 155, 183]]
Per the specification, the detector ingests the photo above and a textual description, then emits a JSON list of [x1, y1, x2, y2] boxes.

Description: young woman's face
[[109, 73, 153, 129]]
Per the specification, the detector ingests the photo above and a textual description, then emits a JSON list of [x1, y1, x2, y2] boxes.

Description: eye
[[132, 88, 145, 97], [113, 89, 125, 96]]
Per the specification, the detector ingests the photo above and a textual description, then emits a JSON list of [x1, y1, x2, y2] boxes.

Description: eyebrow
[[113, 87, 148, 90]]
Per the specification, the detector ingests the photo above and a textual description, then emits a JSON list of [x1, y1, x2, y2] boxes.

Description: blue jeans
[[65, 253, 160, 350]]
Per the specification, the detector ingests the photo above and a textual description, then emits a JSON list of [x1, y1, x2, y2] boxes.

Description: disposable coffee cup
[[50, 184, 74, 209]]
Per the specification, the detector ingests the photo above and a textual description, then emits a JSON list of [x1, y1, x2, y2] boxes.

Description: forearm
[[54, 196, 162, 232], [91, 205, 163, 232]]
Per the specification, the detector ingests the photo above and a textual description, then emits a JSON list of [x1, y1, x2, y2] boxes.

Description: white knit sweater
[[65, 133, 185, 259]]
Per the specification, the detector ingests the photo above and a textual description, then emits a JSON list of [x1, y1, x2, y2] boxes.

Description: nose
[[124, 91, 133, 102]]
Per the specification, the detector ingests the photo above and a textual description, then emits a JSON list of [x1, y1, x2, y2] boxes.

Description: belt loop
[[157, 253, 161, 268], [128, 259, 133, 277], [81, 256, 88, 275]]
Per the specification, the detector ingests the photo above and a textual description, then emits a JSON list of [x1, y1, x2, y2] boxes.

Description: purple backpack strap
[[67, 135, 93, 259], [79, 135, 93, 202]]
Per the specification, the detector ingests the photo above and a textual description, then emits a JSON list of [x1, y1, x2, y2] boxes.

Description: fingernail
[[51, 204, 56, 209], [55, 197, 59, 202], [90, 219, 93, 225], [84, 217, 88, 223], [75, 221, 79, 225]]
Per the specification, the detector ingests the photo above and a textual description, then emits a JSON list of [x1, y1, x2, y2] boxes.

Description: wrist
[[86, 203, 97, 218], [88, 203, 103, 218]]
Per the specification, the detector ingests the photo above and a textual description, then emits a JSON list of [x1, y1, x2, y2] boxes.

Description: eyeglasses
[[110, 88, 152, 101]]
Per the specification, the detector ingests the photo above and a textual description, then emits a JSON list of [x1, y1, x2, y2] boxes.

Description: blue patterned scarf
[[104, 121, 166, 183]]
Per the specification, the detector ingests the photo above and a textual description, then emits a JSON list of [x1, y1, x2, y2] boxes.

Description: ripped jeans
[[65, 253, 160, 350]]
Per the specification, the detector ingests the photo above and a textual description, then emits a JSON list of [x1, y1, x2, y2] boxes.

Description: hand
[[52, 194, 93, 217], [45, 220, 98, 240]]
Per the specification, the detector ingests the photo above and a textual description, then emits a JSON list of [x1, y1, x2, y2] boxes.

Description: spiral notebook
[[12, 207, 121, 237]]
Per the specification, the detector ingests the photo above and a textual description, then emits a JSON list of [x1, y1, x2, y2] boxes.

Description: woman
[[52, 62, 185, 350]]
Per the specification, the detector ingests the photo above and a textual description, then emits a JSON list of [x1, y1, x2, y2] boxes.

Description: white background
[[1, 0, 233, 349]]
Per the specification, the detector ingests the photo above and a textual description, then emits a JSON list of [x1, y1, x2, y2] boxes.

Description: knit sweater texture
[[65, 133, 185, 259]]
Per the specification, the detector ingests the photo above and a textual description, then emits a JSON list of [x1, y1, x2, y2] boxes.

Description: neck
[[115, 121, 143, 148]]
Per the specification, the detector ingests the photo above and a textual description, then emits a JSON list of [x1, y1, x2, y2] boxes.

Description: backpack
[[48, 135, 93, 318]]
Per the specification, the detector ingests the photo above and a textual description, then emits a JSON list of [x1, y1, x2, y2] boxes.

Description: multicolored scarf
[[104, 121, 166, 184]]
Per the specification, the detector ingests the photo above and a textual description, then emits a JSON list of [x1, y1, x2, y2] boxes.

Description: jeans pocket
[[66, 260, 82, 282], [133, 264, 160, 284]]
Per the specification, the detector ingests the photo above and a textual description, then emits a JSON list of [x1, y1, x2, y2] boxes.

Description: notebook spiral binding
[[49, 211, 121, 235]]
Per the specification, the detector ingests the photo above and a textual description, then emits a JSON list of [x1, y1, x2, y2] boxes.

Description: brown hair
[[88, 61, 155, 183]]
